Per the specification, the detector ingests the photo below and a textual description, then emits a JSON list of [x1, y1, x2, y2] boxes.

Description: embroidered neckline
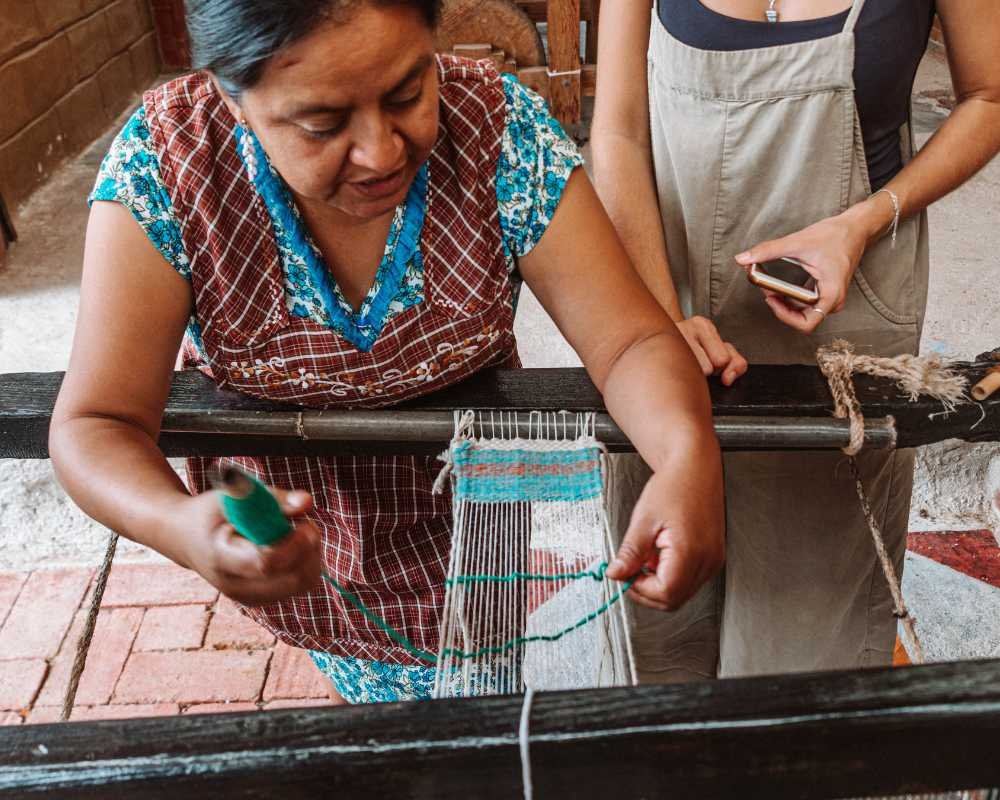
[[235, 123, 428, 352]]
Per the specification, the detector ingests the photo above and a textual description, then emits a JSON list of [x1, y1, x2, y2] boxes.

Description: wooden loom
[[437, 0, 598, 133], [2, 359, 1000, 798]]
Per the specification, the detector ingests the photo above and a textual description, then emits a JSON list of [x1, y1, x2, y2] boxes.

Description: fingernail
[[609, 558, 627, 574], [288, 492, 307, 508]]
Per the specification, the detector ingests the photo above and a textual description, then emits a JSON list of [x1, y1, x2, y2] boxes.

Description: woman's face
[[232, 4, 439, 222]]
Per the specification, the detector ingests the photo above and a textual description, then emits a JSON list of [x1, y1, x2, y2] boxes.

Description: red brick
[[2, 711, 25, 725], [205, 597, 275, 651], [183, 702, 258, 715], [55, 73, 111, 153], [0, 659, 47, 710], [101, 563, 218, 608], [262, 643, 330, 701], [0, 35, 75, 142], [25, 705, 61, 725], [128, 30, 159, 92], [105, 0, 151, 51], [96, 48, 136, 118], [0, 2, 42, 62], [66, 10, 114, 81], [36, 607, 143, 707], [72, 702, 179, 721], [0, 568, 91, 660], [263, 698, 335, 711], [33, 0, 91, 37], [114, 650, 269, 704], [0, 573, 28, 629], [134, 604, 209, 652], [0, 107, 68, 205]]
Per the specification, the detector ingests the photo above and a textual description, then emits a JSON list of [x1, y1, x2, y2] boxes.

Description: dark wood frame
[[3, 659, 1000, 798], [4, 362, 1000, 459]]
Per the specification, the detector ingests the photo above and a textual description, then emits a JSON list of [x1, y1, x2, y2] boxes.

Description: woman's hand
[[606, 439, 725, 611], [176, 487, 323, 606], [676, 316, 748, 386], [734, 206, 875, 334]]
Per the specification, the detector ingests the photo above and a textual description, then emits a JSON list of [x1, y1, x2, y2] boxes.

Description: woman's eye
[[301, 122, 344, 140], [389, 90, 422, 109]]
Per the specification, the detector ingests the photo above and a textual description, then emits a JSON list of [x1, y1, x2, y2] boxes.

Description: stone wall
[[0, 0, 160, 210]]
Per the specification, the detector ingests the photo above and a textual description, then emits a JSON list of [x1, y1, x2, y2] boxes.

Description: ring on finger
[[810, 306, 827, 318]]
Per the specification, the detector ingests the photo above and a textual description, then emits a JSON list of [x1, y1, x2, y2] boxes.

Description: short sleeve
[[496, 74, 584, 259], [89, 106, 191, 279]]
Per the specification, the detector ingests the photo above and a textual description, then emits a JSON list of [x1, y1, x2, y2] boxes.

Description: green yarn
[[324, 564, 636, 666], [446, 563, 610, 586], [217, 467, 635, 669], [218, 471, 291, 546]]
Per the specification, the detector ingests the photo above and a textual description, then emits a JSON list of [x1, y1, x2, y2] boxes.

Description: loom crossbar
[[1, 659, 1000, 798], [3, 362, 1000, 458]]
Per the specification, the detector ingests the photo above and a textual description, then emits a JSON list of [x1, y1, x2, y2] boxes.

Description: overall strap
[[842, 0, 867, 33]]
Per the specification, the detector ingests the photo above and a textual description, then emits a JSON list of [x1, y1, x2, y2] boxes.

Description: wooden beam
[[3, 362, 1000, 458], [546, 0, 582, 128], [2, 659, 1000, 798]]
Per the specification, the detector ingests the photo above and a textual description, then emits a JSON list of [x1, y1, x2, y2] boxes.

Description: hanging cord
[[61, 531, 119, 721], [816, 340, 968, 664], [519, 687, 536, 800]]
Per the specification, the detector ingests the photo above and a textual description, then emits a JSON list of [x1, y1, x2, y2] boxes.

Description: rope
[[817, 339, 967, 456], [815, 340, 967, 665], [61, 531, 119, 722]]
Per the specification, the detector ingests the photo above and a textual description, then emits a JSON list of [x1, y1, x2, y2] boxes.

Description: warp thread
[[815, 340, 968, 665]]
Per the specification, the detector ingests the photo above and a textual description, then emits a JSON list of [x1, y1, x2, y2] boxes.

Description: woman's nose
[[349, 113, 405, 175]]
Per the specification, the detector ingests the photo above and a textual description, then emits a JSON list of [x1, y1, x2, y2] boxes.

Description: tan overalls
[[611, 0, 930, 679]]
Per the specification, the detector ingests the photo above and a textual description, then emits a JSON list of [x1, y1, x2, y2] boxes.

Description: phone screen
[[758, 258, 813, 287]]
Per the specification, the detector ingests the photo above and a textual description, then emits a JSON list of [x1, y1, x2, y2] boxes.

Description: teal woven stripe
[[446, 563, 608, 586], [452, 442, 603, 503]]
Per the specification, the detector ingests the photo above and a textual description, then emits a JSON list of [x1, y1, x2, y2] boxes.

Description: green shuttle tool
[[212, 464, 291, 546]]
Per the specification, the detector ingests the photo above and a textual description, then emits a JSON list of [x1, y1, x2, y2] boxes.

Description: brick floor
[[0, 568, 92, 660], [1, 563, 336, 725], [7, 528, 991, 725], [134, 604, 209, 651]]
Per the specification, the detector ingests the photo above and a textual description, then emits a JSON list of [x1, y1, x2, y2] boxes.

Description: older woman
[[593, 0, 1000, 680], [50, 0, 725, 703]]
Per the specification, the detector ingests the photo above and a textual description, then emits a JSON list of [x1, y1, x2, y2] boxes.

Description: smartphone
[[747, 257, 819, 305]]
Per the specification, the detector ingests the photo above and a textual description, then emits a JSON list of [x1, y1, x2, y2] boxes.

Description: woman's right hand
[[676, 316, 748, 386], [175, 488, 323, 606]]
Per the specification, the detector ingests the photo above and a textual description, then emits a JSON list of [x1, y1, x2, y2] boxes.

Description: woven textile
[[143, 58, 518, 663], [434, 413, 636, 697]]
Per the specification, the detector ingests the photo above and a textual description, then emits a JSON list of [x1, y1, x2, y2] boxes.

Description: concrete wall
[[0, 0, 160, 210]]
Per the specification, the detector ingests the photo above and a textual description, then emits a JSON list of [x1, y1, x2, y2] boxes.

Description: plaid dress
[[142, 57, 520, 665]]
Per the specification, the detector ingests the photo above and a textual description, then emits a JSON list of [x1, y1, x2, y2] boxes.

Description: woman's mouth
[[349, 167, 408, 200]]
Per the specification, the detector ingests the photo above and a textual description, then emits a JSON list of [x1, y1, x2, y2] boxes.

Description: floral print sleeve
[[497, 74, 584, 260], [89, 106, 191, 279]]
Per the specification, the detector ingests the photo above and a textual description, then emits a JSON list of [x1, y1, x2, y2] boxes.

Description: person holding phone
[[593, 0, 1000, 680]]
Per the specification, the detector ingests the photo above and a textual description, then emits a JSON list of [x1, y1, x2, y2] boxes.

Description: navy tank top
[[658, 0, 936, 190]]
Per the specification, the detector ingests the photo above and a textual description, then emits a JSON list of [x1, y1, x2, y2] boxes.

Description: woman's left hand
[[734, 209, 872, 334]]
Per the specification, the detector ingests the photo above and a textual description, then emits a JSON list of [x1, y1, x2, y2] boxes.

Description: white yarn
[[519, 687, 536, 800], [433, 411, 636, 699]]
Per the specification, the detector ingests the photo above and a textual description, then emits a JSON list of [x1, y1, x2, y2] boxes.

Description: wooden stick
[[972, 366, 1000, 401]]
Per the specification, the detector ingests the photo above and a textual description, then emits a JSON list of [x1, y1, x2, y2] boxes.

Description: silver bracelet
[[872, 188, 900, 249]]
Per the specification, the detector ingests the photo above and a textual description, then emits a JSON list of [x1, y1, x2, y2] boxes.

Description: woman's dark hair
[[186, 0, 441, 97]]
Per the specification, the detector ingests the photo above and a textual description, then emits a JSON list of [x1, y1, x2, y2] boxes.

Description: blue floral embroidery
[[88, 76, 582, 356], [309, 651, 436, 703]]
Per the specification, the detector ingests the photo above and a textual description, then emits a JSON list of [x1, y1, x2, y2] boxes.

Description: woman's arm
[[50, 202, 320, 604], [738, 0, 1000, 331], [590, 0, 746, 385], [519, 169, 725, 611]]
